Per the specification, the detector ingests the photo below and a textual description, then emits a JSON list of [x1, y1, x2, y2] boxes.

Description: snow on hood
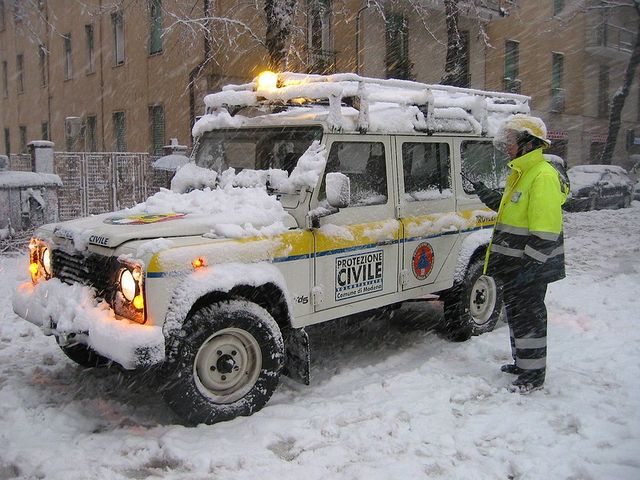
[[48, 184, 295, 250], [44, 143, 328, 251], [568, 165, 633, 192]]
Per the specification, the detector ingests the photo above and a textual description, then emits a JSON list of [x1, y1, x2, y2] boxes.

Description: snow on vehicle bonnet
[[568, 165, 633, 192], [192, 71, 531, 137]]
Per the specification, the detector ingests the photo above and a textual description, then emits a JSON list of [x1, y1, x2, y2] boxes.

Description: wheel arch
[[162, 263, 294, 339], [452, 228, 493, 285], [187, 282, 292, 332]]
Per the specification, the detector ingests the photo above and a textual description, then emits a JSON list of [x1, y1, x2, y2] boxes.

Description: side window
[[322, 141, 387, 207], [460, 141, 509, 194], [402, 142, 451, 202]]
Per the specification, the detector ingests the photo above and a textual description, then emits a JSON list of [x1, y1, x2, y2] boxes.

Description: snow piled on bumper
[[12, 279, 164, 369]]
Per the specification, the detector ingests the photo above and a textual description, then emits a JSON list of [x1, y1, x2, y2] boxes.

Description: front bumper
[[12, 279, 165, 369]]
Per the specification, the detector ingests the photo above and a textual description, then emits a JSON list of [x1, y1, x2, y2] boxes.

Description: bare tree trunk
[[600, 9, 640, 165], [265, 0, 297, 71], [441, 0, 464, 86]]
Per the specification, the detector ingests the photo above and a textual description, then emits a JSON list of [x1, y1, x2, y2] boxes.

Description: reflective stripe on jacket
[[484, 148, 567, 284]]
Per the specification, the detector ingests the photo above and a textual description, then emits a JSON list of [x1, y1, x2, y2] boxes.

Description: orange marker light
[[133, 295, 144, 310], [192, 257, 207, 269]]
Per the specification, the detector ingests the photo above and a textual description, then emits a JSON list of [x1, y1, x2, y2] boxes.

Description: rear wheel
[[160, 300, 284, 425], [438, 256, 503, 341]]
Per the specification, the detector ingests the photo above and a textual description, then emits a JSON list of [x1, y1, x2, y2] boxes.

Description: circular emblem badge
[[412, 242, 435, 280]]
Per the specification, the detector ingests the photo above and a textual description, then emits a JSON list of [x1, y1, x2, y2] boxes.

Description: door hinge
[[311, 285, 325, 305], [395, 205, 405, 218], [399, 269, 408, 287]]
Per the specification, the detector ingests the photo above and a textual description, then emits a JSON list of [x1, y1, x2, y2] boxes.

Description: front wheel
[[438, 256, 504, 341], [160, 300, 284, 425]]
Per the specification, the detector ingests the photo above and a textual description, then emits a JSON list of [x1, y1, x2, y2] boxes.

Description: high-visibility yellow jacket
[[484, 148, 568, 284]]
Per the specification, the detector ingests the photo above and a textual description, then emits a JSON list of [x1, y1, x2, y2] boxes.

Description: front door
[[313, 135, 400, 312]]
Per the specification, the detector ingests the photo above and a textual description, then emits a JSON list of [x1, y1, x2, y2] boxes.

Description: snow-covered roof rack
[[197, 72, 530, 137]]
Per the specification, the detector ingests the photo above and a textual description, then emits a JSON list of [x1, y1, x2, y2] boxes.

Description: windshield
[[195, 127, 324, 174]]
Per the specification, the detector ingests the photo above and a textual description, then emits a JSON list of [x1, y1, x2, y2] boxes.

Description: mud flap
[[282, 327, 310, 385]]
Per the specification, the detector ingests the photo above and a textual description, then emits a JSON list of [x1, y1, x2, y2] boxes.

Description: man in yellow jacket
[[473, 114, 567, 392]]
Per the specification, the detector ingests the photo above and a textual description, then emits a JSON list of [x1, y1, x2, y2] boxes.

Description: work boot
[[511, 369, 545, 392], [500, 363, 524, 375]]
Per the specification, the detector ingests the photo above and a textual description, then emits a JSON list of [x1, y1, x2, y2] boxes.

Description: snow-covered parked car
[[13, 72, 531, 425], [564, 164, 634, 211]]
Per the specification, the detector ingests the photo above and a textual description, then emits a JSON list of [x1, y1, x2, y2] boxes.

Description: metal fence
[[9, 151, 161, 221], [54, 152, 159, 221]]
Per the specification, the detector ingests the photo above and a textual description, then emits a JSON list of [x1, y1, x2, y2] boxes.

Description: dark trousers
[[503, 282, 548, 380]]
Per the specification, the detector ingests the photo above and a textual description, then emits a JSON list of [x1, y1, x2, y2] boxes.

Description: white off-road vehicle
[[14, 72, 529, 424]]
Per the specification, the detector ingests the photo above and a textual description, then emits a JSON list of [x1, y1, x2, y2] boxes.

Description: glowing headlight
[[28, 239, 52, 283], [42, 247, 52, 276], [119, 268, 137, 302]]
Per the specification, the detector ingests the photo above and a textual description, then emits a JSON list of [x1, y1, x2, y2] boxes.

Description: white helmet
[[493, 114, 551, 152]]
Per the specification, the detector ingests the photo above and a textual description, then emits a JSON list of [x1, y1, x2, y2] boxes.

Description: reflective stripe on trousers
[[504, 282, 548, 373]]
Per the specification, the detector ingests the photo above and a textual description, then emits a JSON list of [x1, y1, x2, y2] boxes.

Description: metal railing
[[594, 23, 636, 53]]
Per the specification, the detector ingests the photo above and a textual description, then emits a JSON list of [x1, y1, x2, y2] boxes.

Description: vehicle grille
[[52, 249, 116, 299]]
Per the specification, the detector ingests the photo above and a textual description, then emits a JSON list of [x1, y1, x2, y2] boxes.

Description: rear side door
[[394, 136, 458, 291], [313, 135, 401, 312]]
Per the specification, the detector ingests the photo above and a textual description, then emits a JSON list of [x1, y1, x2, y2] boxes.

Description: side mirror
[[326, 172, 350, 209]]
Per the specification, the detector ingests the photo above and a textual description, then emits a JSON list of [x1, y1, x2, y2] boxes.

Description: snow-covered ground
[[1, 204, 639, 480]]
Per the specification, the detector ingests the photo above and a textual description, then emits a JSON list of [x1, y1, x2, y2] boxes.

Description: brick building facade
[[1, 0, 638, 168]]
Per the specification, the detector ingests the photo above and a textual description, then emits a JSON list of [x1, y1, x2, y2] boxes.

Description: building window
[[385, 13, 412, 80], [149, 0, 163, 55], [553, 0, 564, 16], [85, 24, 96, 74], [459, 30, 470, 88], [504, 40, 520, 93], [551, 52, 564, 113], [16, 54, 24, 94], [0, 0, 5, 30], [86, 115, 97, 151], [307, 0, 333, 74], [2, 60, 7, 97], [19, 126, 27, 153], [149, 105, 165, 155], [39, 44, 47, 86], [113, 111, 126, 151], [112, 11, 125, 65], [598, 65, 609, 118], [63, 33, 73, 80], [3, 128, 9, 156], [41, 122, 49, 141], [13, 0, 23, 22]]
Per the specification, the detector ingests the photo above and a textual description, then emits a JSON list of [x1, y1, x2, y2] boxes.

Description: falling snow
[[0, 203, 638, 479]]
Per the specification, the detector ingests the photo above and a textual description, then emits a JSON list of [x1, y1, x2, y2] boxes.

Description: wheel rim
[[194, 327, 262, 404], [469, 275, 497, 325]]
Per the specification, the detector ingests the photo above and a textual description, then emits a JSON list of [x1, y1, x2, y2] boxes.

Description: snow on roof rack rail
[[201, 72, 530, 135]]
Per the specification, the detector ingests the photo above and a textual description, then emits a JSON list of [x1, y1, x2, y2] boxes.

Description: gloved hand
[[512, 257, 544, 287]]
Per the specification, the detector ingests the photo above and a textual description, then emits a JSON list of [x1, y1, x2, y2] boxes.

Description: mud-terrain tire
[[438, 256, 503, 341], [161, 300, 284, 425], [58, 340, 112, 368]]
